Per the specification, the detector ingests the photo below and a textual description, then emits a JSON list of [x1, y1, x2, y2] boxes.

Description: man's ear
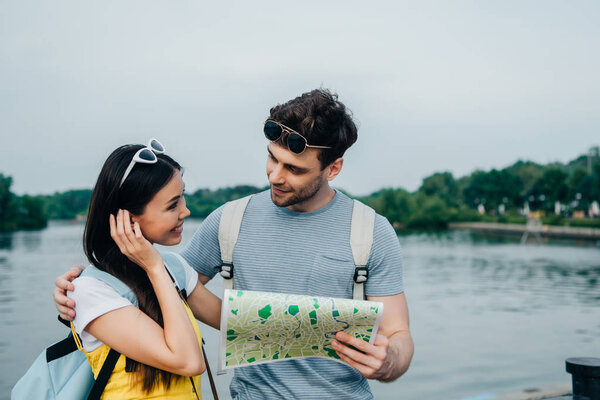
[[325, 158, 344, 181]]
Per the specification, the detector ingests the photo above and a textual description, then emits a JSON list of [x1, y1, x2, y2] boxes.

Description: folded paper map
[[219, 289, 384, 370]]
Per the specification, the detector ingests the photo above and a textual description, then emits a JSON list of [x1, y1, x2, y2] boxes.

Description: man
[[55, 88, 414, 399]]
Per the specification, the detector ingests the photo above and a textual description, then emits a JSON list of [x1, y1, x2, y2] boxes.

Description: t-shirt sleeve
[[364, 214, 404, 297], [67, 276, 133, 335], [180, 205, 224, 279]]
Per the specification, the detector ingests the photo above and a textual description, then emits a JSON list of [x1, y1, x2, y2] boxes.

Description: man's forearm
[[378, 330, 414, 382]]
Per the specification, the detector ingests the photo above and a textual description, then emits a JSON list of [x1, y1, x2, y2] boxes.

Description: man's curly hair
[[268, 88, 358, 169]]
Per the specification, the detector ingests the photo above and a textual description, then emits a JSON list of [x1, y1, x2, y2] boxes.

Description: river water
[[1, 220, 599, 400]]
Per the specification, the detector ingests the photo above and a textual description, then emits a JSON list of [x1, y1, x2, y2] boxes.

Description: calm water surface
[[1, 220, 599, 400]]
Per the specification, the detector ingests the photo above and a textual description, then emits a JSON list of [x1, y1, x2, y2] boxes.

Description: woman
[[68, 140, 213, 399]]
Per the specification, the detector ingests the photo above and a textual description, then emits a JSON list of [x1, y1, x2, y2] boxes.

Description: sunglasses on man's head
[[263, 120, 332, 154], [119, 138, 165, 188]]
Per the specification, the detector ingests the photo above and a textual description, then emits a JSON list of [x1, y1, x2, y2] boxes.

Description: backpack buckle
[[354, 266, 368, 283], [219, 263, 234, 279]]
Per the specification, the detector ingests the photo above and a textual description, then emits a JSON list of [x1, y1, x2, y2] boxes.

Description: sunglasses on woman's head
[[119, 138, 165, 188], [263, 120, 332, 154]]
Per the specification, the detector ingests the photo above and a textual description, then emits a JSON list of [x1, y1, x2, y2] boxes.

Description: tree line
[[359, 148, 600, 230], [0, 174, 94, 231], [0, 174, 48, 231], [1, 147, 599, 232]]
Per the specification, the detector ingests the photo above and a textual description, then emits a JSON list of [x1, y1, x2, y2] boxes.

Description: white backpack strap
[[350, 200, 375, 300], [218, 195, 252, 293], [217, 195, 251, 376]]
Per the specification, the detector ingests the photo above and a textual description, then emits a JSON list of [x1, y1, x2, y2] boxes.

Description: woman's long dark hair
[[83, 144, 184, 393]]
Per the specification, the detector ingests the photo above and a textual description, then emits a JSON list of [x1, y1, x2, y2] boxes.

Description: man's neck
[[286, 185, 336, 213]]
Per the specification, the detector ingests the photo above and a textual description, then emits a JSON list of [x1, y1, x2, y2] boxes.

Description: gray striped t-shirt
[[181, 189, 404, 400]]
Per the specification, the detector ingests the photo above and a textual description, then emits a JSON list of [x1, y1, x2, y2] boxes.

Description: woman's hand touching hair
[[109, 209, 163, 274]]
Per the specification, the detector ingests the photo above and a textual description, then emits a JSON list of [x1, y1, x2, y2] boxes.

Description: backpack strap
[[162, 251, 189, 298], [46, 334, 79, 362], [87, 349, 120, 400], [350, 200, 376, 300], [217, 195, 252, 293], [216, 195, 252, 376]]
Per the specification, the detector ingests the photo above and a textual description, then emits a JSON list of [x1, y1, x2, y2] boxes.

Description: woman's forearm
[[146, 266, 203, 372]]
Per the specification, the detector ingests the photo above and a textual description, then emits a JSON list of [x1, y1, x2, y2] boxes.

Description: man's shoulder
[[339, 195, 387, 222], [335, 189, 353, 203], [343, 197, 396, 239]]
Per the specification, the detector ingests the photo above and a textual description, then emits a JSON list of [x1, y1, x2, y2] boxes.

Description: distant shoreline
[[449, 221, 600, 241]]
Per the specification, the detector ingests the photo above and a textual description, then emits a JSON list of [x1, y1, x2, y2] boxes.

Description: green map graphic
[[220, 290, 383, 369]]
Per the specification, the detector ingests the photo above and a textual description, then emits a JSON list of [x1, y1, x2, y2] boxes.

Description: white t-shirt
[[68, 260, 198, 351]]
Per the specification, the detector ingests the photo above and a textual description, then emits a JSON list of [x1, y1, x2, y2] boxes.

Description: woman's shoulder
[[68, 275, 133, 312], [70, 275, 117, 296], [68, 275, 135, 336]]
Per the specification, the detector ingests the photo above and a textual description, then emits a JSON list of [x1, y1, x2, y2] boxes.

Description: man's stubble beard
[[270, 175, 323, 208]]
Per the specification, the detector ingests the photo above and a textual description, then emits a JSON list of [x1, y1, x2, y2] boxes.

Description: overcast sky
[[1, 1, 599, 196]]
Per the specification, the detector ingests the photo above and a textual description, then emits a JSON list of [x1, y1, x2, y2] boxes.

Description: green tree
[[367, 188, 416, 227], [568, 166, 593, 210], [504, 161, 544, 199], [419, 172, 460, 207], [569, 166, 589, 198], [185, 185, 264, 218], [529, 167, 569, 211], [0, 174, 17, 231], [406, 194, 451, 229], [463, 169, 523, 211], [592, 161, 600, 202], [46, 189, 92, 219], [0, 174, 48, 231], [16, 195, 48, 230]]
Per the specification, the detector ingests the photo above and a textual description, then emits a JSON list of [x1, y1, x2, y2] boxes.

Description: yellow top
[[73, 298, 202, 400]]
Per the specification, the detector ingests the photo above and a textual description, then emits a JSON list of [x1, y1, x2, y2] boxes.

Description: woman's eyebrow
[[166, 194, 181, 204]]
